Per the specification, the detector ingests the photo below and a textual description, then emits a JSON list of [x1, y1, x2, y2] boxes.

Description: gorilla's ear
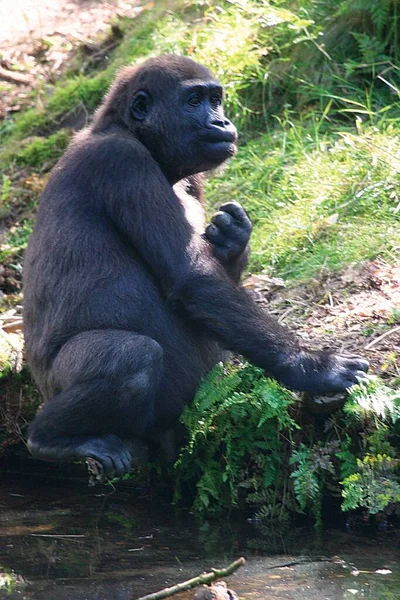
[[131, 91, 152, 121]]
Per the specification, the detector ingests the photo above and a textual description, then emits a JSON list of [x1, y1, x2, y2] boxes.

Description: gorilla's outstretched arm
[[98, 135, 368, 394]]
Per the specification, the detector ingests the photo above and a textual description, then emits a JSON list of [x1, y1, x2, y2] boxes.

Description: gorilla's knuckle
[[213, 211, 231, 227]]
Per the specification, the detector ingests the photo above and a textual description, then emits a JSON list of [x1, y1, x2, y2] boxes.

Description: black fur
[[23, 55, 368, 477]]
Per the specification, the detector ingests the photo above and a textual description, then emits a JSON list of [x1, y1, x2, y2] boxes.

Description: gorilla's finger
[[219, 202, 251, 228], [337, 355, 369, 372], [205, 223, 225, 245], [113, 456, 127, 478], [98, 455, 114, 477], [355, 370, 368, 381], [349, 358, 369, 372], [342, 369, 368, 387], [120, 451, 132, 474], [211, 211, 234, 230], [343, 379, 359, 390]]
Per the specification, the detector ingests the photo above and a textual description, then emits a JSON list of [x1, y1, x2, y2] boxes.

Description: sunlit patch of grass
[[0, 221, 33, 263], [0, 0, 305, 144], [206, 120, 400, 280]]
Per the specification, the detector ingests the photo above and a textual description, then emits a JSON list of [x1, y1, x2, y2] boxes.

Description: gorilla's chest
[[174, 181, 206, 234]]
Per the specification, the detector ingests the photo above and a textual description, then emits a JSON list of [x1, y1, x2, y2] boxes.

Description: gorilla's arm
[[100, 136, 368, 394]]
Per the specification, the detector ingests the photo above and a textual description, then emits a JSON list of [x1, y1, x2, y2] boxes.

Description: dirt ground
[[0, 0, 140, 45], [0, 0, 142, 118], [246, 258, 400, 387]]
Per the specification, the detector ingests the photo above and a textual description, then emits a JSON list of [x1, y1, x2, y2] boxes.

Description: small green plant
[[0, 175, 12, 219], [289, 443, 337, 528], [105, 512, 138, 530], [342, 454, 400, 514], [344, 376, 400, 424], [387, 308, 400, 325], [1, 175, 11, 204]]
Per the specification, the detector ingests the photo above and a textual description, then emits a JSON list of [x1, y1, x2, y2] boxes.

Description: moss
[[16, 130, 71, 168], [13, 75, 109, 139]]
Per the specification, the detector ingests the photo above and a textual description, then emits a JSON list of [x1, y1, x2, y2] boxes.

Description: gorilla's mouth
[[199, 129, 237, 144]]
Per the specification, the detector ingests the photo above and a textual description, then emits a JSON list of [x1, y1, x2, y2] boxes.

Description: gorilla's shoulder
[[70, 127, 148, 160]]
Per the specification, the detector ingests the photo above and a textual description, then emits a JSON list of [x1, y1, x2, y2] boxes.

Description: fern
[[351, 32, 388, 64], [344, 376, 400, 424], [370, 1, 391, 34], [175, 362, 297, 514]]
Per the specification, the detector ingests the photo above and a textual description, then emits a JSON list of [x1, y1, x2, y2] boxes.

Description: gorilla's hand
[[205, 201, 252, 263], [275, 351, 369, 395]]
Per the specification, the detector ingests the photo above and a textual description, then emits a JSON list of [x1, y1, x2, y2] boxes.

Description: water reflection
[[0, 459, 399, 599]]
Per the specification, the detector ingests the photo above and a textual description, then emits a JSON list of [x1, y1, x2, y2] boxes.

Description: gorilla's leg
[[27, 330, 163, 477]]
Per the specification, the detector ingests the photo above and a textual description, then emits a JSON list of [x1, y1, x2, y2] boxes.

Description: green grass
[[0, 220, 33, 263], [205, 120, 400, 280], [15, 130, 70, 167]]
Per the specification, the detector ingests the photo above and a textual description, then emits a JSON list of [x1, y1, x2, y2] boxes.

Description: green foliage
[[177, 369, 400, 523], [344, 376, 400, 425], [206, 122, 400, 280], [338, 381, 400, 515], [1, 175, 11, 204], [338, 0, 398, 59], [16, 130, 70, 168], [105, 512, 138, 530], [342, 454, 400, 514], [289, 443, 336, 528], [0, 220, 33, 263], [175, 362, 298, 513]]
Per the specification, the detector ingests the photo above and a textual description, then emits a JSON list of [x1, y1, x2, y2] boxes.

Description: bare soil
[[0, 0, 141, 119], [246, 258, 400, 387]]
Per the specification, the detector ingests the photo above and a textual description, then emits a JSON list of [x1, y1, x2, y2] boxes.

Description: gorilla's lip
[[199, 129, 238, 144]]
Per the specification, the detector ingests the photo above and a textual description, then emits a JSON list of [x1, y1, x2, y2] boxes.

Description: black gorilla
[[23, 55, 368, 477]]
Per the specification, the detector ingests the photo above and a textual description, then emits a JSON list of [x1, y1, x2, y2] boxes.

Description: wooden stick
[[0, 65, 32, 85], [365, 325, 400, 350], [134, 557, 246, 600]]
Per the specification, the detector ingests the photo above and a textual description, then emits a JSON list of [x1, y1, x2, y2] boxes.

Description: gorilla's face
[[128, 59, 238, 183]]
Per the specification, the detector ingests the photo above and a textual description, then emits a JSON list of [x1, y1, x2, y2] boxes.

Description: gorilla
[[23, 55, 368, 477]]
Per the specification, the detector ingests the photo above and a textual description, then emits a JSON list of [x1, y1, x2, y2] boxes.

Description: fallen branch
[[0, 65, 32, 85], [365, 325, 400, 350], [134, 557, 246, 600]]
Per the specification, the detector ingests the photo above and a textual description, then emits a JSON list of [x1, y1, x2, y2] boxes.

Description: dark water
[[1, 458, 400, 600]]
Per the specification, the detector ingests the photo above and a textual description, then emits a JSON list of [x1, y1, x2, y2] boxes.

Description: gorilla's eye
[[210, 94, 222, 106], [188, 94, 201, 106], [131, 91, 151, 120]]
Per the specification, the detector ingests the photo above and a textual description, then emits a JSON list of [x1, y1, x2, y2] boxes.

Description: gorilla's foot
[[27, 433, 132, 482], [77, 435, 132, 480]]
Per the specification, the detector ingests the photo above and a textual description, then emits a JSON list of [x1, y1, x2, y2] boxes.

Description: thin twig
[[277, 306, 294, 323], [30, 534, 85, 539], [134, 557, 246, 600], [365, 325, 400, 350]]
